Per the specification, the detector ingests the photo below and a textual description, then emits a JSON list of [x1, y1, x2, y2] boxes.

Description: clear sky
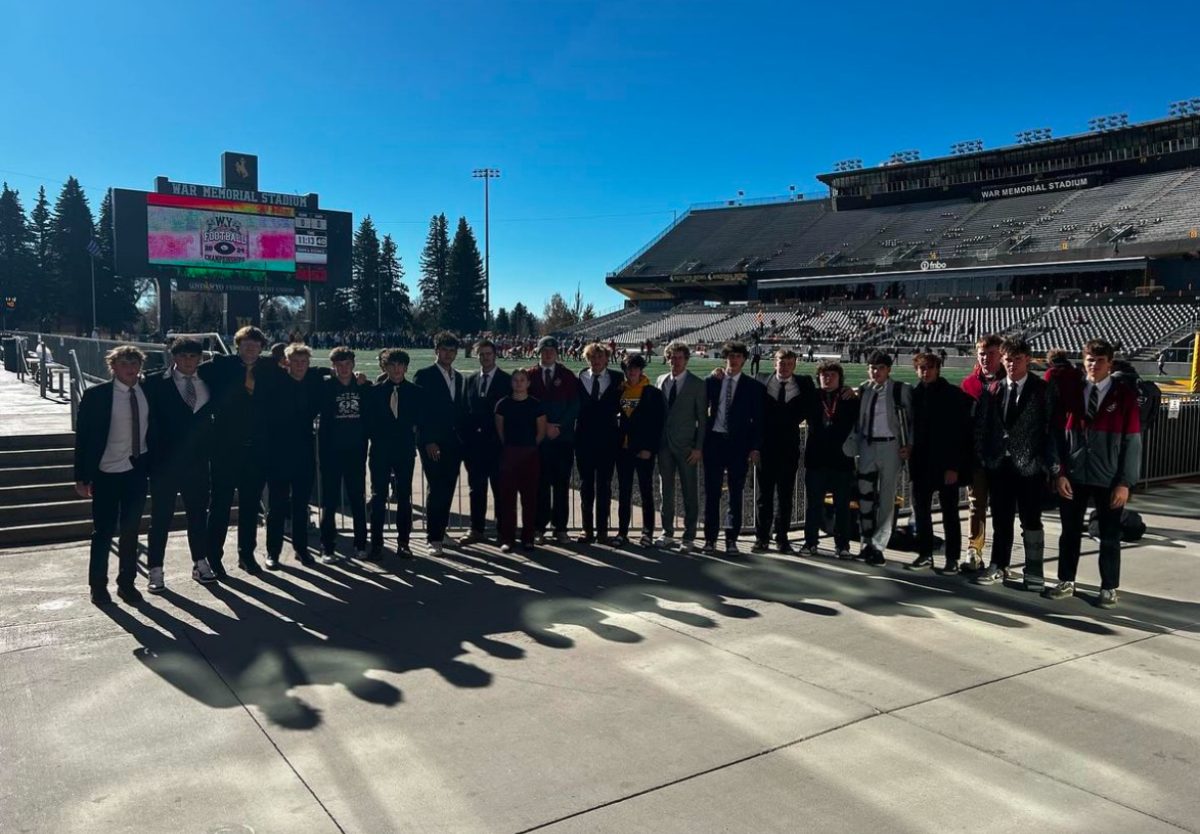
[[3, 0, 1197, 314]]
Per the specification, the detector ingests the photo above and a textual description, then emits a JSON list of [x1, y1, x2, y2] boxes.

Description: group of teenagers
[[74, 325, 1141, 610]]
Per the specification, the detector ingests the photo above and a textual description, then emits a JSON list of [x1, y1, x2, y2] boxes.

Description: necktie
[[390, 385, 399, 419], [1087, 384, 1100, 420], [184, 375, 197, 411], [244, 363, 255, 394], [776, 378, 787, 404], [592, 374, 601, 400], [130, 388, 141, 461], [480, 373, 489, 398], [668, 378, 677, 407], [544, 368, 552, 389], [1005, 383, 1019, 428], [723, 376, 734, 426]]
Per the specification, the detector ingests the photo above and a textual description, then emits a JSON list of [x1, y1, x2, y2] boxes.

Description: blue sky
[[3, 0, 1197, 314]]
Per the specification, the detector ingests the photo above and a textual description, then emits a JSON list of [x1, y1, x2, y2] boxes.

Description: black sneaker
[[238, 554, 262, 575], [397, 544, 415, 559], [365, 547, 384, 563], [937, 559, 960, 575], [973, 564, 1006, 585], [116, 585, 144, 605], [1042, 580, 1075, 600], [209, 561, 229, 580], [777, 541, 795, 555], [750, 540, 771, 553], [265, 554, 281, 571], [1096, 588, 1118, 608], [905, 554, 934, 571], [862, 547, 886, 566], [90, 587, 114, 606], [298, 553, 316, 567]]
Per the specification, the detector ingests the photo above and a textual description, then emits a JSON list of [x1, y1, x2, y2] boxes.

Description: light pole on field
[[472, 167, 500, 325]]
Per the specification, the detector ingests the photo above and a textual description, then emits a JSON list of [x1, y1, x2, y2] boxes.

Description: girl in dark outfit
[[495, 369, 546, 551]]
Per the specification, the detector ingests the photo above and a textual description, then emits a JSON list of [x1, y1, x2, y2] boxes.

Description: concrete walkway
[[2, 480, 1199, 832], [0, 367, 72, 438]]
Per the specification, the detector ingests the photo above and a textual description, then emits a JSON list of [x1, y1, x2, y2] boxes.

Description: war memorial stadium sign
[[978, 174, 1098, 201]]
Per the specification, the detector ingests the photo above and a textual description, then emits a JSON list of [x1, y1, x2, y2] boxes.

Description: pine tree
[[379, 233, 412, 333], [351, 215, 383, 329], [95, 190, 138, 333], [30, 186, 51, 275], [418, 213, 450, 327], [0, 183, 34, 326], [47, 176, 96, 332], [511, 302, 534, 338], [494, 307, 510, 335], [445, 216, 486, 334]]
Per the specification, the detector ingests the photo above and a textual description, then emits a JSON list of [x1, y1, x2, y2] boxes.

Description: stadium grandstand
[[588, 103, 1200, 359]]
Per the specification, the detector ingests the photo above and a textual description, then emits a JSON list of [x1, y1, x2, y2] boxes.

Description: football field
[[309, 348, 973, 387]]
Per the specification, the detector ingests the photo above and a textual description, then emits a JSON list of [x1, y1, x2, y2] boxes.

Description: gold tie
[[390, 385, 399, 419]]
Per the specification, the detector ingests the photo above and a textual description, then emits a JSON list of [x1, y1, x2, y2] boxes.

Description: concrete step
[[0, 447, 73, 468], [0, 507, 241, 549], [0, 465, 74, 487], [0, 498, 92, 526], [0, 432, 75, 452], [0, 482, 81, 504]]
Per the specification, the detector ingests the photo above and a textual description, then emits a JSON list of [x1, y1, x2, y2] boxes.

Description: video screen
[[147, 193, 296, 272]]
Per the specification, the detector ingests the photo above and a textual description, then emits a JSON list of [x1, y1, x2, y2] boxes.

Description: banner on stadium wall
[[978, 174, 1099, 201]]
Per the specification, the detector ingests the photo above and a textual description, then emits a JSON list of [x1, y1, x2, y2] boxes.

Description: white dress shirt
[[171, 367, 209, 412], [437, 364, 458, 400], [714, 372, 742, 433], [99, 380, 149, 474], [580, 368, 612, 397], [869, 384, 892, 439], [766, 374, 801, 403], [1084, 375, 1113, 412]]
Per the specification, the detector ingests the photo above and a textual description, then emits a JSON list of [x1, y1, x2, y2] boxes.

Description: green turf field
[[310, 348, 972, 387]]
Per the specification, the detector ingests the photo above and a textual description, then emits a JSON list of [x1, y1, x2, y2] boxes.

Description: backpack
[[1088, 508, 1147, 543], [1112, 362, 1161, 431]]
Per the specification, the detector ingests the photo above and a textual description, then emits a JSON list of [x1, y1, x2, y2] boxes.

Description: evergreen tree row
[[0, 178, 138, 333]]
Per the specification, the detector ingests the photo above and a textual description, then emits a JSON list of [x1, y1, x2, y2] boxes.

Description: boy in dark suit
[[526, 336, 580, 544], [753, 348, 810, 554], [460, 339, 511, 544], [365, 349, 420, 560], [144, 336, 217, 592], [413, 332, 468, 555], [74, 345, 151, 605], [575, 342, 625, 544], [703, 340, 764, 554]]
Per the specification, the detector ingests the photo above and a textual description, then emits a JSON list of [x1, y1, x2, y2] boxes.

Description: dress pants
[[803, 466, 854, 551], [464, 442, 501, 534], [369, 452, 415, 548], [755, 449, 799, 545], [576, 444, 616, 538], [88, 466, 149, 591], [658, 444, 699, 539], [266, 454, 315, 559], [616, 448, 655, 538], [536, 441, 574, 534], [148, 465, 209, 569], [208, 446, 267, 564], [967, 468, 990, 554], [987, 460, 1043, 568], [1057, 482, 1123, 590], [498, 446, 539, 545], [703, 432, 750, 545], [856, 438, 901, 552], [319, 447, 367, 553], [912, 477, 961, 561], [420, 444, 462, 544]]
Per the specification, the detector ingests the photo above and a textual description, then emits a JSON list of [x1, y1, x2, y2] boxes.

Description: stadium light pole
[[472, 167, 500, 325]]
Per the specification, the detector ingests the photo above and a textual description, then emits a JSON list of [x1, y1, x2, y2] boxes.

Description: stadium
[[567, 104, 1200, 375]]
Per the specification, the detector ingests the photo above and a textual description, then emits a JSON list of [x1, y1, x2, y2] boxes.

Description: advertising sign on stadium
[[978, 174, 1097, 201]]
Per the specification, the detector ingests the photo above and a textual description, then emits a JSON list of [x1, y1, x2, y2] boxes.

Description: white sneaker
[[429, 541, 444, 556], [192, 559, 217, 585], [320, 552, 340, 564], [679, 540, 694, 554], [147, 567, 166, 594], [655, 534, 676, 549]]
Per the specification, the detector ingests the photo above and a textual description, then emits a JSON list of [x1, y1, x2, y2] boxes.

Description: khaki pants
[[967, 468, 989, 555]]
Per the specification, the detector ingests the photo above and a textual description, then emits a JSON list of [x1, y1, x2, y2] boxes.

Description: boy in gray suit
[[845, 350, 913, 565], [655, 341, 706, 551]]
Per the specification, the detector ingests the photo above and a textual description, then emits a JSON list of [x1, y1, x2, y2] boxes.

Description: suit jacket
[[464, 367, 512, 454], [910, 376, 971, 482], [526, 363, 579, 444], [198, 353, 278, 454], [704, 373, 765, 455], [619, 381, 666, 456], [74, 381, 117, 485], [803, 387, 859, 470], [576, 369, 625, 457], [757, 372, 812, 459], [413, 364, 468, 450], [846, 379, 913, 457], [976, 373, 1054, 478], [144, 369, 214, 476], [365, 378, 420, 459], [656, 370, 706, 453]]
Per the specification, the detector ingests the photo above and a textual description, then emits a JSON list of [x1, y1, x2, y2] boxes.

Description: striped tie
[[1087, 384, 1100, 420], [184, 375, 197, 411], [130, 389, 141, 461]]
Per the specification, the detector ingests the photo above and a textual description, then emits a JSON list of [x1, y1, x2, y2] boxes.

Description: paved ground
[[0, 368, 71, 437], [2, 477, 1199, 833]]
